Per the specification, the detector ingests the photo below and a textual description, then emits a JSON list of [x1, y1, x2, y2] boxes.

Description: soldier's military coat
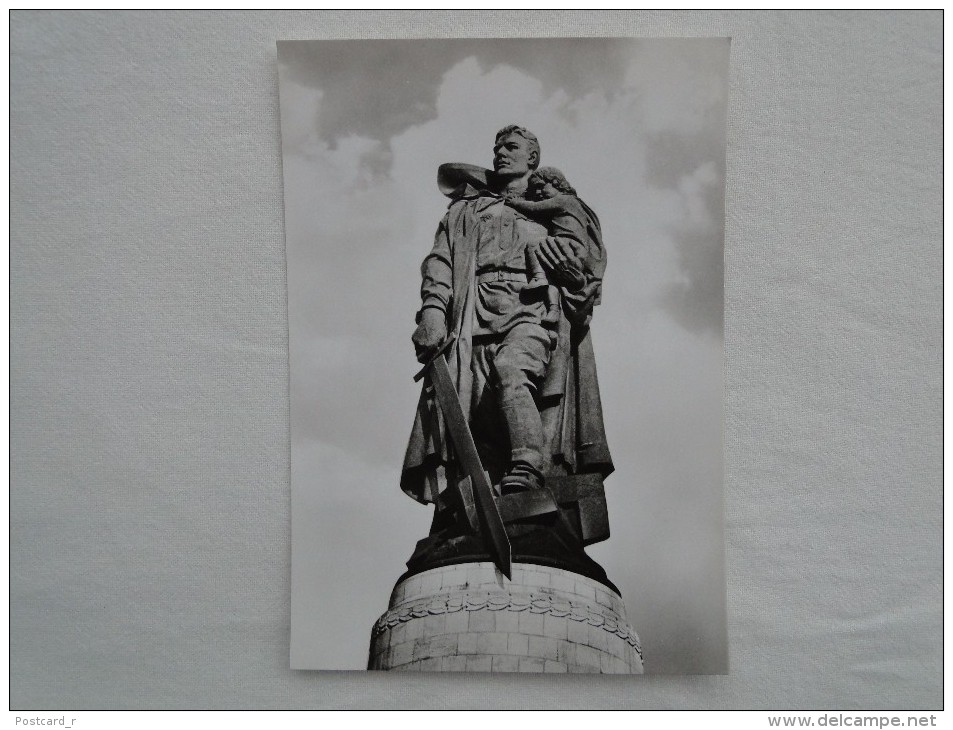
[[401, 167, 613, 505]]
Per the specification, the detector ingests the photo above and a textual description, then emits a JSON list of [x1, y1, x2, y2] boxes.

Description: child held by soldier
[[505, 166, 588, 322]]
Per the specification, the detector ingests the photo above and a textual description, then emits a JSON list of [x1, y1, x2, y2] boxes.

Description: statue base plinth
[[368, 562, 643, 673], [405, 474, 617, 590]]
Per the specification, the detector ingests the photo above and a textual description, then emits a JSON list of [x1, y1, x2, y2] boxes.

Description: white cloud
[[679, 160, 721, 225], [277, 77, 323, 157], [624, 42, 729, 135]]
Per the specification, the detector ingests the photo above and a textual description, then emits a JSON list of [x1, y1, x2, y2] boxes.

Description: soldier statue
[[400, 125, 615, 584]]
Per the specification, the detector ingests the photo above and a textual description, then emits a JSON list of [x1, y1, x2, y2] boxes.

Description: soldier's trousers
[[470, 323, 551, 475]]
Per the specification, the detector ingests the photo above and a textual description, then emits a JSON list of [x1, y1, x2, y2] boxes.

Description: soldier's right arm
[[419, 214, 453, 317], [412, 213, 453, 360]]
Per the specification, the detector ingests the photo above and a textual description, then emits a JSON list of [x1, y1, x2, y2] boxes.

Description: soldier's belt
[[476, 270, 528, 284]]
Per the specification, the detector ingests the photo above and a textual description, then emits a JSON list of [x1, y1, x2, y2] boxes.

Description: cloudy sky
[[279, 38, 729, 674]]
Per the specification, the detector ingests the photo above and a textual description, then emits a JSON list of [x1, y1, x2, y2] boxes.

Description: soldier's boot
[[500, 461, 545, 495]]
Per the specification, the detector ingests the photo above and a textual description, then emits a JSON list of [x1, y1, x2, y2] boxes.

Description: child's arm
[[504, 196, 566, 217]]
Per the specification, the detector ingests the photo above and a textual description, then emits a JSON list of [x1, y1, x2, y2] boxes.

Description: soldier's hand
[[412, 308, 448, 362], [536, 237, 586, 290]]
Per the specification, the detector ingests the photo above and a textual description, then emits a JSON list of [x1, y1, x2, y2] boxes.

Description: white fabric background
[[10, 10, 941, 709]]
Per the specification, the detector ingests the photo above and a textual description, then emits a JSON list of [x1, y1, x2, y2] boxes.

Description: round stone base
[[368, 562, 643, 673]]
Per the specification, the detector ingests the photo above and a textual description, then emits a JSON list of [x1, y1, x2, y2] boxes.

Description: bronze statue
[[400, 125, 616, 584]]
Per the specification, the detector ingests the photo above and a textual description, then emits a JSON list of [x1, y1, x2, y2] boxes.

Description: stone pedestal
[[368, 562, 642, 673]]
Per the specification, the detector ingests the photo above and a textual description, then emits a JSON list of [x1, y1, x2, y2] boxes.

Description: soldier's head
[[493, 125, 540, 179]]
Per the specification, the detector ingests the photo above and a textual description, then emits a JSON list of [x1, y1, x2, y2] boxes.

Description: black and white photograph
[[279, 38, 729, 673], [10, 9, 941, 710]]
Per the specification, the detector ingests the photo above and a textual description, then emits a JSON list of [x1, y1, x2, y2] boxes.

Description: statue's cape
[[437, 162, 495, 199], [537, 195, 610, 475], [400, 169, 613, 505]]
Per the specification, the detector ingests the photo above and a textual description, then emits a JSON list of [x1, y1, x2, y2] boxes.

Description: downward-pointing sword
[[414, 336, 512, 579]]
